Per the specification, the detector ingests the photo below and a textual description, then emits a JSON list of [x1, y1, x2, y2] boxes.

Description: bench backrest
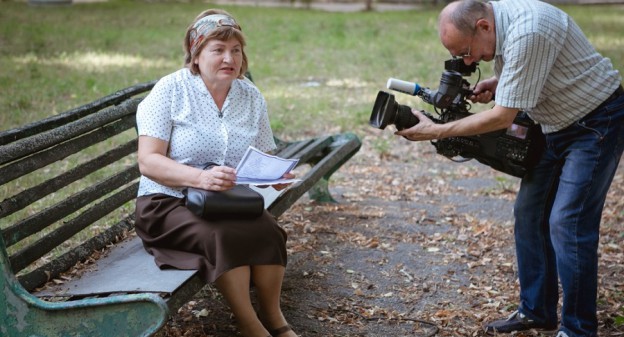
[[0, 82, 157, 292]]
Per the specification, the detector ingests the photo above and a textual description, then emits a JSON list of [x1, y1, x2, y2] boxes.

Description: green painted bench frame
[[0, 81, 361, 336]]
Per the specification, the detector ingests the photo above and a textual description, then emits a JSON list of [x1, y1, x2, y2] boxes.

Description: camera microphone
[[386, 78, 422, 96], [387, 78, 435, 106]]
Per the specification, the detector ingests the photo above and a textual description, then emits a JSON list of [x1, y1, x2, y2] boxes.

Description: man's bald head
[[438, 0, 495, 62], [439, 0, 490, 39]]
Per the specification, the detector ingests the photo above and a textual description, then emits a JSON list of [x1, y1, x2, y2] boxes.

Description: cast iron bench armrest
[[1, 243, 168, 337]]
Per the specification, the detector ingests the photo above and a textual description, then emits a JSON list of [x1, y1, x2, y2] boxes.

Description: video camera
[[369, 59, 544, 178]]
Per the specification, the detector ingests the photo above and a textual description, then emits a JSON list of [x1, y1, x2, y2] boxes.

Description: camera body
[[369, 59, 544, 178]]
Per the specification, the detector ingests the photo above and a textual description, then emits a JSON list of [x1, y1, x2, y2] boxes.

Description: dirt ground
[[162, 133, 624, 337]]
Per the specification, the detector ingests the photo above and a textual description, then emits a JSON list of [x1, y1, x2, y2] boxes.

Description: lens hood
[[370, 91, 394, 130]]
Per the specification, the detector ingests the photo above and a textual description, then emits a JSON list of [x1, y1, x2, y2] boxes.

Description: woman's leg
[[215, 266, 270, 337], [252, 265, 298, 337]]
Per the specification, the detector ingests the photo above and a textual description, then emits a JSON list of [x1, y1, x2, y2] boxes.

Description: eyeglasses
[[452, 34, 473, 60]]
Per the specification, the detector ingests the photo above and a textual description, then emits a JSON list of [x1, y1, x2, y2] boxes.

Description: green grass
[[1, 1, 623, 140]]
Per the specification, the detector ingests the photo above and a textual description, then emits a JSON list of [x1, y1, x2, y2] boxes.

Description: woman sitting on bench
[[134, 9, 298, 337]]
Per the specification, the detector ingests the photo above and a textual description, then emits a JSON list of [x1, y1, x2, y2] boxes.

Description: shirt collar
[[187, 68, 241, 103], [188, 69, 210, 96]]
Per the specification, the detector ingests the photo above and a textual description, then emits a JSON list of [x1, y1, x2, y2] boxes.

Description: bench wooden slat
[[0, 115, 136, 186], [0, 139, 137, 220], [0, 98, 139, 166], [10, 183, 138, 273], [18, 215, 136, 292], [291, 136, 333, 163], [268, 133, 361, 217], [306, 134, 363, 202], [275, 138, 316, 158], [3, 163, 139, 248], [275, 136, 333, 163], [30, 237, 229, 324], [0, 82, 154, 146], [35, 236, 197, 298]]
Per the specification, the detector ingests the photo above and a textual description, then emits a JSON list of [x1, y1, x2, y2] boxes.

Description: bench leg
[[307, 133, 362, 203], [1, 238, 169, 337], [307, 176, 335, 203]]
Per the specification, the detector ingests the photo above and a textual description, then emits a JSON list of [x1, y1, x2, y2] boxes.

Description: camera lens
[[370, 91, 419, 131], [394, 104, 419, 131], [370, 91, 393, 129]]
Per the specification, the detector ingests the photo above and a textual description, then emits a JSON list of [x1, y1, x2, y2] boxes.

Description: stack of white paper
[[235, 146, 301, 185]]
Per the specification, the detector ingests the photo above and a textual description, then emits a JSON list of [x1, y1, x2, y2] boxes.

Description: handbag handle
[[201, 162, 219, 170]]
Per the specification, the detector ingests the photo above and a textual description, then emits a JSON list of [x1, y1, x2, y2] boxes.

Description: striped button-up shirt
[[491, 0, 621, 133]]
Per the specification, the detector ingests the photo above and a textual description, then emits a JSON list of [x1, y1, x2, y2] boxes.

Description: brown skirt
[[134, 193, 287, 283]]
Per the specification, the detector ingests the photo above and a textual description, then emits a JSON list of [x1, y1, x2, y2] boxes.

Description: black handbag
[[183, 163, 264, 220]]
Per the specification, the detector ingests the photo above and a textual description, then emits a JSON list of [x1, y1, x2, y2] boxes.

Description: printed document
[[235, 146, 301, 185]]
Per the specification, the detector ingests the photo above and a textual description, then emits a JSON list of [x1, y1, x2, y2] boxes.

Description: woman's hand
[[272, 172, 296, 191], [198, 166, 237, 191]]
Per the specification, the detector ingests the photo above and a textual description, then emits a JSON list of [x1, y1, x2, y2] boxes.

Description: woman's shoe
[[268, 325, 292, 337]]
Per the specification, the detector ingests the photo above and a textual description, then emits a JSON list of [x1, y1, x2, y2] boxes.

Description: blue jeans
[[513, 92, 624, 337]]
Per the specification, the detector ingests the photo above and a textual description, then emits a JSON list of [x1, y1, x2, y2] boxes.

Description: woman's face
[[194, 37, 243, 86]]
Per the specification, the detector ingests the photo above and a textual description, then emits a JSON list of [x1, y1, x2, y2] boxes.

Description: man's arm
[[395, 104, 519, 142]]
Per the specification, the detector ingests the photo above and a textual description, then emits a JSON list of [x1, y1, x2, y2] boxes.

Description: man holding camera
[[396, 0, 623, 336]]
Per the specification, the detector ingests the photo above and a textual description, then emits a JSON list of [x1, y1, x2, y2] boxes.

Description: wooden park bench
[[0, 80, 361, 336]]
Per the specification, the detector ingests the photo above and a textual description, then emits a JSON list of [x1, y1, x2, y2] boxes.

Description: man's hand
[[470, 77, 498, 103], [395, 109, 441, 141]]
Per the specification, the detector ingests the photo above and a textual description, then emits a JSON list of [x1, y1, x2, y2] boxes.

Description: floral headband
[[189, 14, 241, 56]]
